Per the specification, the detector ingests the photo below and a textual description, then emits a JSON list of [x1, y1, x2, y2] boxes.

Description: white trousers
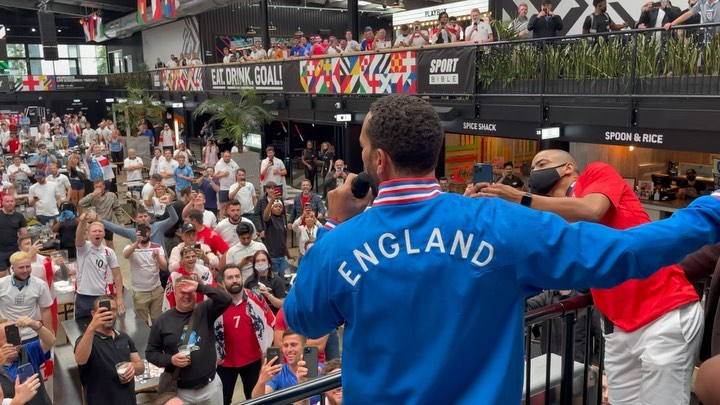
[[177, 373, 224, 405], [604, 301, 703, 405]]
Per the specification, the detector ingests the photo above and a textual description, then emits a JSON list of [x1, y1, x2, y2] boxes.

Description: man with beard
[[123, 224, 167, 325], [582, 0, 629, 34], [215, 265, 275, 404], [221, 222, 266, 280], [215, 199, 257, 247], [146, 277, 231, 405], [0, 194, 28, 276], [283, 94, 720, 404], [0, 252, 53, 343], [74, 296, 144, 405]]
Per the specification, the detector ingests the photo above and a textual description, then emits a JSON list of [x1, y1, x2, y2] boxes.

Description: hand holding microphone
[[327, 171, 374, 223]]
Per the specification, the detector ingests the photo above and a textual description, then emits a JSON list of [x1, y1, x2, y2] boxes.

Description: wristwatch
[[520, 192, 533, 207]]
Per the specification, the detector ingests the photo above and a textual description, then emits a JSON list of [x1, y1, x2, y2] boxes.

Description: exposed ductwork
[[102, 0, 238, 41]]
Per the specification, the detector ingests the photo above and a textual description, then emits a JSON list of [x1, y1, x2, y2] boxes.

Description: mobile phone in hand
[[5, 325, 21, 346], [17, 363, 34, 383], [303, 346, 319, 379], [99, 300, 112, 312], [266, 347, 281, 364], [473, 163, 494, 185]]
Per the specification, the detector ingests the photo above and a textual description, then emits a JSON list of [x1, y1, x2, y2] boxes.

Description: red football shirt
[[572, 162, 697, 332], [222, 300, 263, 367], [196, 226, 229, 255]]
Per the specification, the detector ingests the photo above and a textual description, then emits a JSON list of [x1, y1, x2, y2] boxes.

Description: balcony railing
[[6, 22, 720, 97], [241, 293, 601, 405]]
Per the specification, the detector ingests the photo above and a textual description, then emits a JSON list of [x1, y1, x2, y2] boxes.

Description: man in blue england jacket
[[283, 94, 720, 404]]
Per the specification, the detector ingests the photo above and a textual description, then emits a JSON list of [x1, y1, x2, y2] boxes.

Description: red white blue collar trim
[[373, 178, 441, 206]]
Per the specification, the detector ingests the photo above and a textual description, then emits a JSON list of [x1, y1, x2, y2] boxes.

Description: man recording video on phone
[[408, 20, 430, 46], [528, 0, 564, 39], [582, 0, 630, 34], [637, 0, 682, 29]]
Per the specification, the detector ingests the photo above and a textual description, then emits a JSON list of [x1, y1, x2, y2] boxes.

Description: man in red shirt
[[472, 149, 702, 405], [216, 265, 275, 404], [187, 209, 229, 256]]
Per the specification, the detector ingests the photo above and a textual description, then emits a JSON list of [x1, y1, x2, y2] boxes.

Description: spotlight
[[31, 28, 36, 32]]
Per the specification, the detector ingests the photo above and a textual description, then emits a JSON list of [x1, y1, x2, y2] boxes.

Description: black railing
[[241, 293, 599, 405], [477, 22, 720, 96]]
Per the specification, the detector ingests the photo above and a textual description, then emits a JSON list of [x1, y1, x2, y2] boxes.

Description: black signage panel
[[564, 124, 720, 154], [443, 118, 539, 139], [417, 46, 476, 95]]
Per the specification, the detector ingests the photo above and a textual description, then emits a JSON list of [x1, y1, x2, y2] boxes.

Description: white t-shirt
[[8, 164, 31, 182], [259, 157, 286, 187], [151, 197, 168, 217], [214, 159, 240, 190], [76, 241, 119, 296], [344, 40, 361, 52], [224, 240, 267, 280], [29, 182, 60, 216], [142, 183, 155, 214], [82, 128, 95, 145], [203, 210, 217, 229], [409, 30, 429, 46], [123, 242, 164, 292], [215, 217, 257, 247], [223, 55, 232, 63], [465, 21, 493, 43], [149, 156, 161, 176], [0, 275, 53, 340], [46, 173, 71, 201], [124, 157, 144, 182], [157, 158, 179, 186], [160, 130, 175, 148], [229, 182, 256, 214]]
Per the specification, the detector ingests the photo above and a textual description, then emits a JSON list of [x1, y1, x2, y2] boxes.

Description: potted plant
[[111, 84, 165, 157], [192, 87, 274, 186]]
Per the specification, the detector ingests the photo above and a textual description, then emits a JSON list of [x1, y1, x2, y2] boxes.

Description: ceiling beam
[[0, 0, 88, 17], [51, 0, 136, 13]]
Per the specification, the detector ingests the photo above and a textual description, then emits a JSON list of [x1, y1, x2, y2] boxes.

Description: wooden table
[[60, 289, 160, 393]]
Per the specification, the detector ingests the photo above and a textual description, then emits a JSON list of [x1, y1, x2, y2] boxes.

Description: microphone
[[351, 172, 371, 199]]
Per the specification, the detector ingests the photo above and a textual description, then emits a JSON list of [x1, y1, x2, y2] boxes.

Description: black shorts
[[218, 190, 230, 203], [104, 229, 114, 241]]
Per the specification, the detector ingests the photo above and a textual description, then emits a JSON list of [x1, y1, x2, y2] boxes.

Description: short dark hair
[[236, 222, 253, 236], [187, 209, 204, 223], [93, 178, 104, 185], [366, 95, 443, 176], [219, 264, 242, 280], [180, 187, 191, 198], [592, 0, 604, 6], [265, 145, 275, 152], [282, 328, 307, 343], [227, 199, 241, 208], [323, 358, 342, 375], [439, 176, 448, 182], [135, 206, 148, 217], [439, 11, 449, 19], [503, 161, 514, 169], [151, 174, 163, 182]]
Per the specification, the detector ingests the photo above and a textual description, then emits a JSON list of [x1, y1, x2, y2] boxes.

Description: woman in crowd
[[108, 130, 124, 168], [148, 182, 175, 219], [7, 155, 32, 194], [291, 211, 319, 261], [375, 29, 392, 49], [203, 138, 219, 167], [66, 153, 88, 207], [245, 250, 287, 314]]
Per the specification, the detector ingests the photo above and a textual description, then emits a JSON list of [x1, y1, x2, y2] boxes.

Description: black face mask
[[687, 175, 696, 182], [529, 163, 567, 195], [601, 6, 607, 12]]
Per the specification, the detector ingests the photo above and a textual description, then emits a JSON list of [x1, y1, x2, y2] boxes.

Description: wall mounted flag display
[[137, 0, 148, 25]]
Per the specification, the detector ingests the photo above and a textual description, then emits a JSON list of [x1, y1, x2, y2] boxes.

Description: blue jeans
[[271, 256, 288, 278]]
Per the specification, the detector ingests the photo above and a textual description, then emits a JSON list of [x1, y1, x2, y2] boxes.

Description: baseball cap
[[180, 223, 196, 234], [34, 170, 45, 178], [364, 26, 373, 32], [265, 181, 278, 188]]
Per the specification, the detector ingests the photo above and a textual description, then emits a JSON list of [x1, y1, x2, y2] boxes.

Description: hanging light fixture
[[390, 0, 403, 8], [246, 26, 257, 35], [295, 27, 304, 36], [268, 22, 277, 31]]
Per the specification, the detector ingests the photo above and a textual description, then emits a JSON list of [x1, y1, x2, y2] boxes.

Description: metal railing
[[240, 293, 599, 405], [477, 22, 720, 96]]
